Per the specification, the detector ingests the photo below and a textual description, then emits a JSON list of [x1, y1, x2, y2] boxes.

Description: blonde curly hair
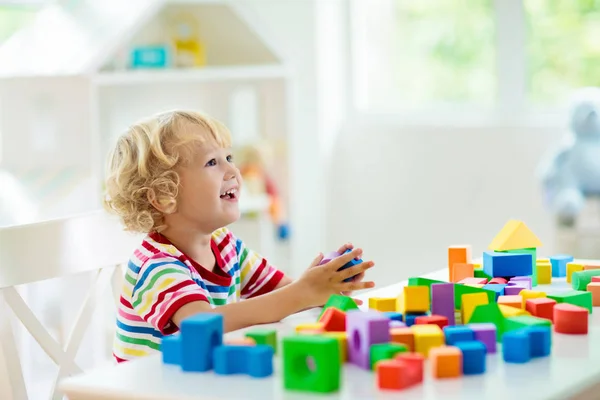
[[103, 110, 232, 233]]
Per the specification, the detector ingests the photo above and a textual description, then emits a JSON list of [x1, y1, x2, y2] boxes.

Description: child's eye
[[205, 159, 217, 167], [227, 154, 234, 162]]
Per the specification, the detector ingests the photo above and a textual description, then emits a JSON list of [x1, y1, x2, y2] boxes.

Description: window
[[0, 1, 45, 43]]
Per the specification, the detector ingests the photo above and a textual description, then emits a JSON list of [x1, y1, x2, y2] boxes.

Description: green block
[[319, 294, 358, 318], [474, 268, 492, 280], [370, 343, 408, 370], [245, 329, 278, 354], [499, 248, 537, 286], [408, 277, 446, 288], [468, 303, 505, 342], [454, 284, 496, 309], [572, 270, 600, 291], [504, 315, 552, 333], [282, 336, 340, 393], [547, 290, 593, 313]]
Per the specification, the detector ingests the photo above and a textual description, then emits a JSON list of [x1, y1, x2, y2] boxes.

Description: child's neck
[[160, 225, 215, 269]]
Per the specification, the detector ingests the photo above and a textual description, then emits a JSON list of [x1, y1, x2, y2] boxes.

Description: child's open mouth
[[220, 188, 238, 200]]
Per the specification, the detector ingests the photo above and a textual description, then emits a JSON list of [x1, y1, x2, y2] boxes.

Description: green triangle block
[[547, 290, 593, 313], [319, 294, 358, 319], [474, 268, 492, 280], [504, 315, 552, 334], [468, 303, 506, 342]]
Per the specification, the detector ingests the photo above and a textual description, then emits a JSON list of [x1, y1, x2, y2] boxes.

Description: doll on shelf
[[168, 13, 206, 68]]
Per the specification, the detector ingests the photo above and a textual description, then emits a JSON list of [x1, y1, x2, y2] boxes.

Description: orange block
[[587, 282, 600, 307], [554, 303, 588, 334], [430, 346, 462, 379], [376, 360, 420, 390], [395, 352, 424, 382], [319, 307, 346, 332], [498, 295, 523, 309], [452, 263, 474, 283], [448, 245, 472, 281], [584, 265, 600, 270], [592, 276, 600, 283], [390, 327, 414, 352], [225, 337, 256, 346]]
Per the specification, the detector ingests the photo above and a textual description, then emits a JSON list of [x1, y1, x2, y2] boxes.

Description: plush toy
[[537, 87, 600, 227]]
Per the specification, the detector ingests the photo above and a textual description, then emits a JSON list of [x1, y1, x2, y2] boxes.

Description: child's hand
[[296, 248, 375, 309]]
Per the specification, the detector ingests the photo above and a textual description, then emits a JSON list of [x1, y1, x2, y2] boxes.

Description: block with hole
[[318, 307, 346, 332], [213, 345, 274, 378], [368, 297, 396, 312], [347, 310, 390, 370], [547, 290, 593, 313], [519, 289, 546, 308], [244, 329, 277, 354], [397, 285, 430, 314], [431, 283, 455, 325], [319, 294, 358, 319], [572, 270, 600, 291], [454, 340, 486, 375], [448, 245, 472, 281], [461, 292, 489, 324], [180, 313, 223, 372], [390, 327, 415, 352], [567, 262, 584, 283], [554, 303, 588, 334], [430, 346, 463, 379], [414, 314, 448, 329], [468, 303, 505, 342], [370, 343, 408, 370], [588, 282, 600, 306], [550, 254, 574, 278], [282, 335, 341, 393], [442, 326, 474, 346], [321, 331, 348, 362], [483, 251, 533, 278], [537, 262, 552, 284], [525, 297, 556, 322], [452, 263, 475, 283], [410, 324, 444, 357], [467, 323, 497, 353], [498, 304, 531, 319], [497, 295, 523, 309]]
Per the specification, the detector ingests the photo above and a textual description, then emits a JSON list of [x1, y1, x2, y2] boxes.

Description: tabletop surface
[[59, 267, 600, 400]]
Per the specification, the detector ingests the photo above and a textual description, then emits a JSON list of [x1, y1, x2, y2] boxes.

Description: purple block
[[431, 283, 455, 325], [389, 320, 406, 328], [346, 310, 390, 369], [505, 281, 528, 295], [467, 323, 497, 354], [320, 251, 341, 265], [510, 276, 532, 289]]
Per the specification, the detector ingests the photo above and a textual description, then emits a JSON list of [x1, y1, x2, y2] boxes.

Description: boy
[[104, 110, 375, 362]]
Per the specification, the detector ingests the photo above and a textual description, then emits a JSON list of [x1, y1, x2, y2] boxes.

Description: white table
[[59, 268, 600, 400]]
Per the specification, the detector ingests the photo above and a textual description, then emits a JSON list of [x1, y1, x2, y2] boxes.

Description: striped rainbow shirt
[[113, 227, 285, 362]]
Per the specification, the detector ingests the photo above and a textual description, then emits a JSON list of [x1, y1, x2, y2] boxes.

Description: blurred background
[[1, 0, 600, 397]]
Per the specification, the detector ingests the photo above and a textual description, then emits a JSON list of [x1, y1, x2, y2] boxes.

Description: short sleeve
[[236, 237, 285, 299], [131, 255, 209, 334]]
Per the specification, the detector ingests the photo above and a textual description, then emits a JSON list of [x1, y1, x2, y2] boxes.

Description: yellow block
[[537, 263, 551, 284], [567, 263, 584, 283], [498, 304, 531, 318], [519, 289, 546, 308], [472, 262, 482, 270], [368, 297, 397, 312], [322, 332, 347, 362], [295, 323, 324, 333], [398, 286, 430, 313], [465, 284, 485, 288], [410, 324, 444, 357], [461, 293, 489, 323], [488, 220, 543, 251]]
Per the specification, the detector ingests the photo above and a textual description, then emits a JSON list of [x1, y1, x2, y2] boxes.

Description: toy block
[[296, 323, 325, 333], [384, 312, 403, 322], [452, 263, 474, 283], [482, 284, 506, 301], [483, 251, 532, 278], [519, 289, 546, 308], [213, 345, 274, 378], [448, 245, 472, 281], [347, 310, 390, 369], [537, 263, 552, 284], [525, 297, 556, 322], [500, 248, 538, 286], [502, 329, 530, 363], [461, 292, 489, 324], [473, 262, 482, 269], [398, 286, 430, 313], [431, 283, 455, 325], [404, 312, 428, 327], [526, 326, 552, 357], [497, 295, 522, 309], [442, 326, 474, 345], [390, 320, 407, 328], [572, 270, 600, 291], [282, 336, 340, 393], [453, 284, 495, 309], [180, 313, 223, 372], [415, 315, 448, 329], [368, 297, 396, 312], [498, 304, 530, 318], [488, 220, 542, 251], [390, 327, 415, 351], [376, 359, 419, 390], [320, 249, 362, 283], [504, 315, 552, 335], [430, 346, 462, 378], [225, 337, 256, 346], [465, 284, 485, 289], [510, 276, 532, 289], [161, 335, 181, 365], [567, 262, 584, 283], [593, 276, 600, 283], [454, 341, 486, 374], [245, 329, 278, 354], [411, 324, 444, 357], [550, 254, 573, 277], [370, 343, 408, 369], [504, 281, 528, 296], [395, 352, 425, 382], [587, 282, 600, 306], [318, 307, 346, 332], [467, 323, 497, 353], [584, 265, 600, 270], [547, 290, 593, 313], [408, 276, 446, 287], [319, 294, 358, 318], [322, 332, 347, 362], [474, 268, 493, 280], [468, 303, 505, 342], [554, 304, 588, 334], [488, 277, 508, 284], [458, 277, 488, 285]]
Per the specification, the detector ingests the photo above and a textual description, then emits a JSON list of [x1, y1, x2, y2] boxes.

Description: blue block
[[550, 254, 573, 277], [247, 345, 274, 378], [384, 312, 403, 322], [483, 252, 533, 278], [338, 248, 362, 282], [180, 313, 223, 372], [502, 329, 531, 363], [482, 284, 507, 300], [213, 345, 274, 378], [526, 326, 551, 357], [404, 312, 428, 327], [443, 326, 474, 345], [161, 334, 182, 365], [454, 340, 486, 374]]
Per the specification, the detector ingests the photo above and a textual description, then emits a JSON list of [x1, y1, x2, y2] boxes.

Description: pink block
[[431, 283, 455, 325], [592, 276, 600, 283], [458, 277, 488, 285], [347, 310, 390, 369], [488, 277, 508, 284]]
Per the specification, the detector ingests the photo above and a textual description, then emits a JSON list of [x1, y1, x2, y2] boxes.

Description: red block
[[554, 303, 588, 334], [592, 276, 600, 283], [414, 315, 449, 329], [488, 277, 508, 284], [395, 352, 424, 383], [318, 307, 346, 332], [525, 298, 556, 322], [376, 358, 422, 390]]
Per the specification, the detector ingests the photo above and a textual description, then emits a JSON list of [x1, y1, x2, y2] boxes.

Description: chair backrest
[[0, 210, 143, 400]]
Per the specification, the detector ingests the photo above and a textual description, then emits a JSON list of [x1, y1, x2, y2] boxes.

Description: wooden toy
[[318, 307, 346, 332], [414, 315, 448, 329], [537, 262, 552, 284], [504, 280, 528, 295], [322, 332, 348, 362], [395, 352, 425, 382], [588, 282, 600, 306], [282, 336, 340, 393], [368, 297, 396, 312], [502, 329, 530, 363], [454, 341, 486, 375], [161, 335, 181, 365], [376, 359, 419, 390], [225, 337, 256, 346], [550, 254, 574, 277], [398, 285, 430, 313], [245, 329, 277, 354], [498, 304, 530, 318], [461, 292, 489, 323], [443, 326, 474, 345], [567, 262, 584, 282], [547, 290, 593, 313], [467, 323, 497, 353], [431, 283, 455, 325], [497, 295, 522, 309], [482, 283, 506, 300], [370, 343, 408, 369], [347, 310, 390, 369], [469, 303, 506, 341], [451, 263, 474, 282], [488, 277, 508, 284], [593, 276, 600, 282], [483, 251, 533, 278], [390, 327, 415, 351], [525, 297, 556, 321], [411, 324, 444, 356], [213, 345, 274, 377], [571, 269, 600, 291], [458, 277, 488, 285], [430, 346, 462, 378], [448, 245, 472, 281], [295, 323, 325, 333], [319, 294, 358, 318], [181, 313, 223, 372], [554, 303, 588, 334], [519, 289, 546, 308]]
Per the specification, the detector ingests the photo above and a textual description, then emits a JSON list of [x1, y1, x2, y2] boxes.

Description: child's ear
[[147, 189, 177, 214]]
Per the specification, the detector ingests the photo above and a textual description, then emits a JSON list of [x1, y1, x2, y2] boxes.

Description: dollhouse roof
[[0, 0, 284, 78]]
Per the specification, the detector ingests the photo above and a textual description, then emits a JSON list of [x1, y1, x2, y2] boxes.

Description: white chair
[[0, 210, 142, 400]]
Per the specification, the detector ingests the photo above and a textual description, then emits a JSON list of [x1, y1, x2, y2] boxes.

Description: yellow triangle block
[[488, 220, 542, 251]]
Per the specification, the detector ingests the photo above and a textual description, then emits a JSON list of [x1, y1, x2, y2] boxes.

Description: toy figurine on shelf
[[237, 143, 290, 240], [168, 13, 206, 68]]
